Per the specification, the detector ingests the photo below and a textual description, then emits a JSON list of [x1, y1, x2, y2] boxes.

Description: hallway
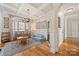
[[15, 38, 79, 56]]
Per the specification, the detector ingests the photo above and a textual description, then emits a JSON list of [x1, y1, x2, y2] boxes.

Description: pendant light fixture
[[26, 9, 31, 22]]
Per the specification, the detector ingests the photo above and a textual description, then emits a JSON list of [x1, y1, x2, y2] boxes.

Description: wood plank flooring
[[15, 37, 79, 56], [59, 37, 79, 56]]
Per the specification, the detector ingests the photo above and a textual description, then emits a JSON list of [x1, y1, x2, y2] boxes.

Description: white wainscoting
[[34, 29, 48, 39]]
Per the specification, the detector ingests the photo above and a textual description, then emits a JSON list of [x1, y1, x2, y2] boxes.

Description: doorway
[[62, 14, 79, 55]]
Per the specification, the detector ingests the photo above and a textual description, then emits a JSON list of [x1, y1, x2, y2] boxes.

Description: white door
[[67, 18, 72, 37], [67, 16, 78, 38], [71, 17, 78, 38]]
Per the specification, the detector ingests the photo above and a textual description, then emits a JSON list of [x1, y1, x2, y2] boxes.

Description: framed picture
[[36, 21, 48, 29], [4, 17, 9, 28], [58, 16, 61, 28]]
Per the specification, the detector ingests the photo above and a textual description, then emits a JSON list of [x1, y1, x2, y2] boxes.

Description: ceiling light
[[67, 8, 73, 12]]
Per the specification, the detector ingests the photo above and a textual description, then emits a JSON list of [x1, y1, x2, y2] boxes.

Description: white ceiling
[[0, 3, 79, 21], [0, 3, 53, 22], [60, 3, 79, 15]]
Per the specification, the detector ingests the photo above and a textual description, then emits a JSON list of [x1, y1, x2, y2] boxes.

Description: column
[[49, 4, 61, 53]]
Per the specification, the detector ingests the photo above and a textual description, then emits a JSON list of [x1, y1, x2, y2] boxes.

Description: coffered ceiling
[[0, 3, 79, 21], [0, 3, 53, 22]]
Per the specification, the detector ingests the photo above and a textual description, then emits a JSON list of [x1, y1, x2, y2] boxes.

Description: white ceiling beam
[[39, 3, 49, 10], [29, 4, 49, 17], [17, 3, 23, 15]]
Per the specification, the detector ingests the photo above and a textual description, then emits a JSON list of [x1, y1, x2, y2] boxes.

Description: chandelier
[[26, 9, 31, 22]]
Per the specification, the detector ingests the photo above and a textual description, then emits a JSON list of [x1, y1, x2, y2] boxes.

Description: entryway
[[60, 13, 79, 56]]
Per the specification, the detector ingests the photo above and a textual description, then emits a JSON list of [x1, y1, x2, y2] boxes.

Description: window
[[18, 22, 25, 31], [15, 21, 26, 31], [31, 22, 36, 31]]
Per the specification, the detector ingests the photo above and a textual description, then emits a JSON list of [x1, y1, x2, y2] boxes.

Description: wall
[[64, 16, 67, 38], [0, 10, 10, 32], [33, 21, 48, 39], [1, 14, 10, 32], [49, 4, 61, 53], [0, 9, 10, 44], [0, 9, 2, 44], [77, 14, 79, 39]]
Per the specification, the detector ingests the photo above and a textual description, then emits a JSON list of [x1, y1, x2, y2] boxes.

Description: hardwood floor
[[59, 37, 79, 56], [15, 37, 79, 56]]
